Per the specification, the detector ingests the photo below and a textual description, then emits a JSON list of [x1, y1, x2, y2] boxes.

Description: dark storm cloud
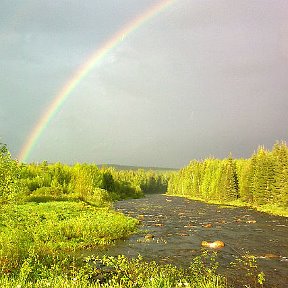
[[1, 0, 287, 167]]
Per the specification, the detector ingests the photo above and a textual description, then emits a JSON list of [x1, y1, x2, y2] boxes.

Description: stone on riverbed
[[202, 223, 212, 228], [201, 240, 225, 249], [246, 220, 256, 224], [145, 234, 155, 239]]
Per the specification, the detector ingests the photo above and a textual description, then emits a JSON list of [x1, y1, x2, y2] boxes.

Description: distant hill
[[98, 164, 178, 171]]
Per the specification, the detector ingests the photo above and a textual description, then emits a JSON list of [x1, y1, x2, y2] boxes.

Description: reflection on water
[[89, 194, 288, 287]]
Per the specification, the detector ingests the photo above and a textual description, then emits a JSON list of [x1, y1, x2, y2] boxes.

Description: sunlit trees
[[4, 140, 286, 207], [188, 160, 202, 198], [251, 147, 275, 205], [0, 143, 25, 202], [17, 159, 168, 202], [167, 141, 288, 207], [237, 159, 254, 203], [220, 155, 239, 201], [272, 141, 288, 206], [71, 164, 99, 199]]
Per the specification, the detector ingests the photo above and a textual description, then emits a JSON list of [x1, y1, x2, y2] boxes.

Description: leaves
[[168, 141, 288, 208]]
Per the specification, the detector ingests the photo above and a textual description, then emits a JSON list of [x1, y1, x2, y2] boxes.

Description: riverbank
[[0, 197, 228, 288], [168, 195, 288, 217], [0, 199, 139, 268]]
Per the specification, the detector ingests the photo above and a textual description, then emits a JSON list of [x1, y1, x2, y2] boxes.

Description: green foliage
[[18, 160, 168, 203], [230, 253, 265, 287], [272, 141, 288, 206], [0, 253, 227, 288], [110, 168, 169, 196], [168, 141, 288, 210], [0, 143, 26, 203], [246, 147, 275, 205], [71, 163, 102, 199], [0, 201, 138, 273], [236, 159, 253, 203], [218, 156, 239, 201], [101, 171, 115, 192]]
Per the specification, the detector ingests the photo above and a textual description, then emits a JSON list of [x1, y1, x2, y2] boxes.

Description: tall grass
[[0, 254, 227, 288], [0, 200, 138, 273]]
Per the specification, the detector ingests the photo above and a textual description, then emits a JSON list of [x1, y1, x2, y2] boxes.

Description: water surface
[[94, 194, 288, 287]]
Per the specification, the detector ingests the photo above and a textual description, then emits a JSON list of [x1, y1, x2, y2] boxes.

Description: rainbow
[[18, 0, 176, 163]]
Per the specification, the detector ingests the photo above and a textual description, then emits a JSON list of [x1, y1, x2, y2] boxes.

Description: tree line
[[0, 143, 169, 204], [167, 141, 288, 207], [1, 141, 287, 207]]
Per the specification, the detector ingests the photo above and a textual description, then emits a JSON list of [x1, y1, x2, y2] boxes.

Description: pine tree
[[272, 141, 288, 206], [252, 146, 275, 205], [227, 155, 239, 200], [237, 159, 254, 203]]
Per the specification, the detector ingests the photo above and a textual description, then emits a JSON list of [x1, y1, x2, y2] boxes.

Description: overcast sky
[[1, 0, 288, 168]]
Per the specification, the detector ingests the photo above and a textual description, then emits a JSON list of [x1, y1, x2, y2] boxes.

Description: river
[[95, 194, 288, 287]]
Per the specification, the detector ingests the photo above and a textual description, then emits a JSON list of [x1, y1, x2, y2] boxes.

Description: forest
[[0, 141, 287, 287], [2, 141, 287, 210], [0, 143, 169, 205], [168, 141, 288, 214]]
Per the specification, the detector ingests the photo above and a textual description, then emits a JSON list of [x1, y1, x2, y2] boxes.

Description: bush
[[0, 144, 26, 203]]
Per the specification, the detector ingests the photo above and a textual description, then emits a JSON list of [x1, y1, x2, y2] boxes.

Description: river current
[[93, 194, 288, 287]]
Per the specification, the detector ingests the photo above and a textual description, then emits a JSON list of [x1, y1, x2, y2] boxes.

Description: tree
[[101, 170, 115, 192], [272, 141, 288, 206], [224, 155, 239, 200], [252, 146, 275, 205], [0, 143, 25, 202], [237, 159, 254, 203]]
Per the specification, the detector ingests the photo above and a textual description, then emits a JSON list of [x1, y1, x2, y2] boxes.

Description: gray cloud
[[1, 0, 287, 168]]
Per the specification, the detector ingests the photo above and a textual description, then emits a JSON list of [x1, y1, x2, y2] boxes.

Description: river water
[[94, 194, 288, 287]]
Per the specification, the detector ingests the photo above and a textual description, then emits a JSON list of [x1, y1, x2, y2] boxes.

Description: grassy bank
[[169, 195, 288, 217], [0, 253, 227, 288], [226, 199, 288, 217], [252, 203, 288, 217], [0, 198, 230, 287], [0, 199, 138, 273]]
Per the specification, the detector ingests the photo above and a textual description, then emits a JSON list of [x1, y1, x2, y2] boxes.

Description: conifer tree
[[237, 159, 253, 203], [272, 141, 288, 206], [222, 155, 239, 201], [252, 146, 275, 205]]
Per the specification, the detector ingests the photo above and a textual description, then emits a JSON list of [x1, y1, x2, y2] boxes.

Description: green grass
[[0, 253, 227, 288], [252, 203, 288, 217], [169, 195, 288, 217], [0, 200, 138, 273], [213, 199, 288, 217]]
